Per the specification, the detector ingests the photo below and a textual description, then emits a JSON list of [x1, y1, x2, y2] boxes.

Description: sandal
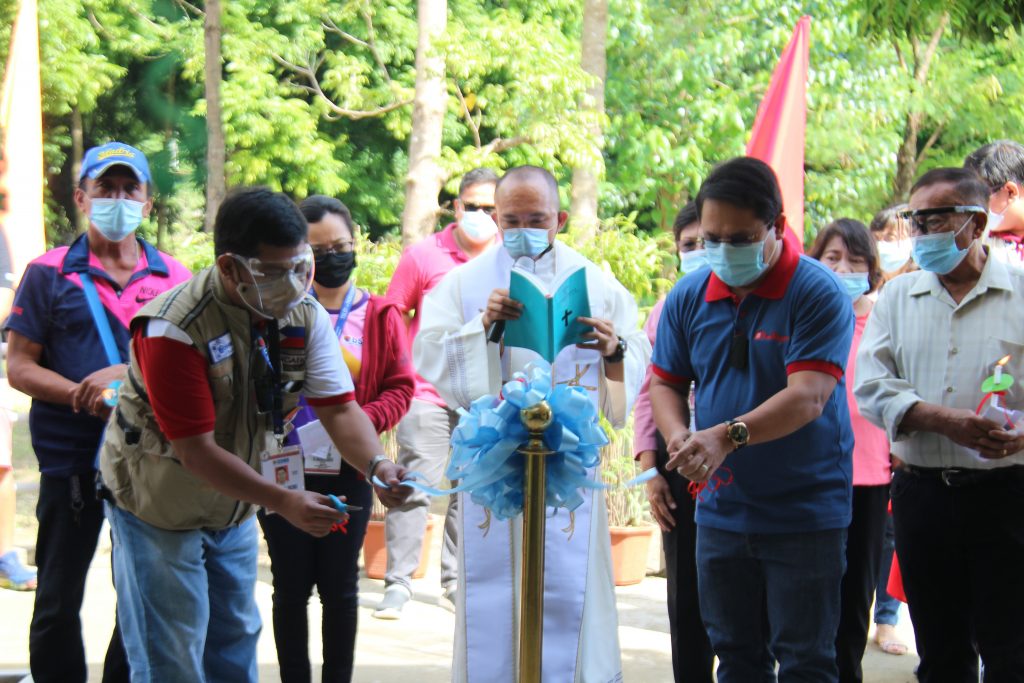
[[0, 550, 37, 591], [875, 623, 908, 656]]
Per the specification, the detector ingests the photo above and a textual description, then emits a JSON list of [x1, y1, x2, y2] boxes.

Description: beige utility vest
[[99, 266, 316, 531]]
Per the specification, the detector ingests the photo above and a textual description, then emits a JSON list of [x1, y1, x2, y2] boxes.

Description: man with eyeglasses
[[650, 157, 855, 682], [855, 167, 1024, 682], [378, 167, 500, 618], [964, 139, 1024, 269], [96, 187, 410, 682]]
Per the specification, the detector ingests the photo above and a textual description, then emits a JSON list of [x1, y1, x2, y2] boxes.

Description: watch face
[[729, 422, 749, 444]]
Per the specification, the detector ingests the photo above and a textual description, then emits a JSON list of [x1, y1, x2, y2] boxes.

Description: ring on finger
[[699, 463, 710, 475]]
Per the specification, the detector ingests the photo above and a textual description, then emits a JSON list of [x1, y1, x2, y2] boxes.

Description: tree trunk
[[891, 13, 949, 201], [71, 106, 87, 233], [400, 0, 447, 247], [569, 0, 608, 239], [203, 0, 226, 232], [893, 110, 922, 200]]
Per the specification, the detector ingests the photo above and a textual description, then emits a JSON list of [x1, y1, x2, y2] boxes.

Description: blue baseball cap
[[79, 142, 151, 184]]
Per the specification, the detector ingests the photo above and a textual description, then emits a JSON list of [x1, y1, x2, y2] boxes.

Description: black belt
[[898, 463, 1024, 488]]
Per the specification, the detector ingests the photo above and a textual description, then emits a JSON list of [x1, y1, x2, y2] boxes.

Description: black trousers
[[30, 473, 129, 683], [258, 471, 373, 683], [657, 436, 715, 683], [835, 484, 889, 683], [892, 466, 1024, 683]]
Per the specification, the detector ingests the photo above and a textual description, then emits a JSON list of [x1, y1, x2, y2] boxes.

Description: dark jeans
[[697, 525, 847, 683], [656, 437, 715, 683], [258, 471, 372, 683], [835, 484, 889, 683], [873, 511, 900, 626], [30, 473, 129, 683], [892, 466, 1024, 683]]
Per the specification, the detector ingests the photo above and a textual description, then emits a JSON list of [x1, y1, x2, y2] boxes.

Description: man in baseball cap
[[5, 141, 191, 683]]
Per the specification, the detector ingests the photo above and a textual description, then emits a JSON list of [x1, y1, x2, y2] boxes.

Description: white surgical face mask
[[459, 210, 498, 244], [987, 210, 1005, 235], [876, 239, 912, 273]]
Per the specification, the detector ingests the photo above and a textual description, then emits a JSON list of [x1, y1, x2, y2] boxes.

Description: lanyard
[[254, 320, 285, 440], [331, 285, 358, 340], [80, 272, 124, 366]]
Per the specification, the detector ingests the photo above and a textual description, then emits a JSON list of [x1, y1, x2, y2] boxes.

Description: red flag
[[746, 16, 810, 253], [0, 0, 47, 288]]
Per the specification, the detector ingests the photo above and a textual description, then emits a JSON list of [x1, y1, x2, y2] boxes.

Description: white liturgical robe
[[414, 240, 650, 683]]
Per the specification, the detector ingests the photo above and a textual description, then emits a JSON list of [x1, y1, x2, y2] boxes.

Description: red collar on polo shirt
[[704, 240, 799, 303]]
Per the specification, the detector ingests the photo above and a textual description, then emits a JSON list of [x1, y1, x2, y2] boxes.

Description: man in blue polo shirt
[[4, 142, 191, 683], [650, 157, 854, 682]]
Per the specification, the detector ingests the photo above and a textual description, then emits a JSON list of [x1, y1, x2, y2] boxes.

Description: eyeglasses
[[462, 202, 496, 216], [310, 241, 354, 258], [702, 222, 773, 246], [897, 206, 985, 235]]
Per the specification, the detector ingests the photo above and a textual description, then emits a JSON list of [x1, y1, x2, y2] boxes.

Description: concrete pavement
[[0, 516, 920, 682]]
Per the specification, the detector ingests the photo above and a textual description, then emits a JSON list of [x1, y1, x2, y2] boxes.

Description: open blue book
[[504, 266, 592, 363]]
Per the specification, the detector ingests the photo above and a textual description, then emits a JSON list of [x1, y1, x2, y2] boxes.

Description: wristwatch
[[603, 336, 627, 364], [366, 454, 390, 481], [724, 419, 749, 450]]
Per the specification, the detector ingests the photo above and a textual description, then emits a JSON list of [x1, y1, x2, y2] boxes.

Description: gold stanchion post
[[518, 401, 553, 683]]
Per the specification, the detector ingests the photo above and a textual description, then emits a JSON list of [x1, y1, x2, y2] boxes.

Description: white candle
[[996, 364, 1004, 383]]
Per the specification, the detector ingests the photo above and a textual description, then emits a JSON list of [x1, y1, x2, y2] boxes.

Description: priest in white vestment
[[413, 166, 651, 683]]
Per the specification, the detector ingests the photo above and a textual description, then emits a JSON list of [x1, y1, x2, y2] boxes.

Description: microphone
[[487, 320, 505, 343]]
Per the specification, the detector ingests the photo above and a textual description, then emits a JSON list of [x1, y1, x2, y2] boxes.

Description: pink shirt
[[633, 298, 665, 457], [326, 290, 370, 384], [848, 313, 892, 486], [386, 223, 474, 406]]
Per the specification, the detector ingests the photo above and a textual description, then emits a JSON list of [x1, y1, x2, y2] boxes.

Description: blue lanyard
[[331, 285, 359, 340], [80, 272, 124, 366]]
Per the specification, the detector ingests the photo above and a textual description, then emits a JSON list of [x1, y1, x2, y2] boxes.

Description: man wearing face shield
[[377, 167, 499, 618], [964, 139, 1024, 269], [855, 168, 1024, 682], [414, 166, 651, 683], [96, 187, 411, 683], [5, 142, 191, 683]]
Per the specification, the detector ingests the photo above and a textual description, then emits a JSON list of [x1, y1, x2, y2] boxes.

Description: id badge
[[260, 445, 306, 493], [297, 420, 343, 475]]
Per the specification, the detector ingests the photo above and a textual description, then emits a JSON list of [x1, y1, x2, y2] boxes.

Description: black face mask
[[313, 251, 356, 288]]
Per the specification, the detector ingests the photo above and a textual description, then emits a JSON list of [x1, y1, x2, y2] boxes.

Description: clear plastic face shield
[[232, 245, 315, 320]]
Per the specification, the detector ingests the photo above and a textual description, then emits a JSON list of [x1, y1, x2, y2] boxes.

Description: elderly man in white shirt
[[854, 167, 1024, 683]]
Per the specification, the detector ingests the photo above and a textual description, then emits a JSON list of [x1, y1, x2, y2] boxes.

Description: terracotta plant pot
[[362, 515, 437, 580], [609, 525, 655, 586]]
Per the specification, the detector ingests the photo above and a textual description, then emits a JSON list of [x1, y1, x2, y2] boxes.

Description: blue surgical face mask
[[679, 249, 708, 275], [876, 239, 912, 272], [911, 218, 973, 275], [90, 198, 145, 242], [836, 272, 869, 300], [704, 236, 777, 288], [502, 227, 551, 259]]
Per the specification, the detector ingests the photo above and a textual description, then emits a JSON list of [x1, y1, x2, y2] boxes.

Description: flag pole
[[518, 401, 553, 683]]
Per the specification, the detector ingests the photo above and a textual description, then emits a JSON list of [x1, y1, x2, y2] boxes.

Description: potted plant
[[600, 417, 655, 586], [361, 430, 437, 580]]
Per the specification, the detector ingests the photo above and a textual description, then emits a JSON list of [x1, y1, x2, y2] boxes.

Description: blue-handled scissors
[[328, 494, 363, 515]]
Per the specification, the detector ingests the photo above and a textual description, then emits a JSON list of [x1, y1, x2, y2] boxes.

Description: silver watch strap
[[366, 454, 390, 481]]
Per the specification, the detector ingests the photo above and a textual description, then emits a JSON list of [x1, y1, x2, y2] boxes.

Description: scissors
[[328, 494, 363, 515]]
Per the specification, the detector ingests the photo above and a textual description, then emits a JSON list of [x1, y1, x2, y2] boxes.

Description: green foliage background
[[1, 0, 1022, 280]]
